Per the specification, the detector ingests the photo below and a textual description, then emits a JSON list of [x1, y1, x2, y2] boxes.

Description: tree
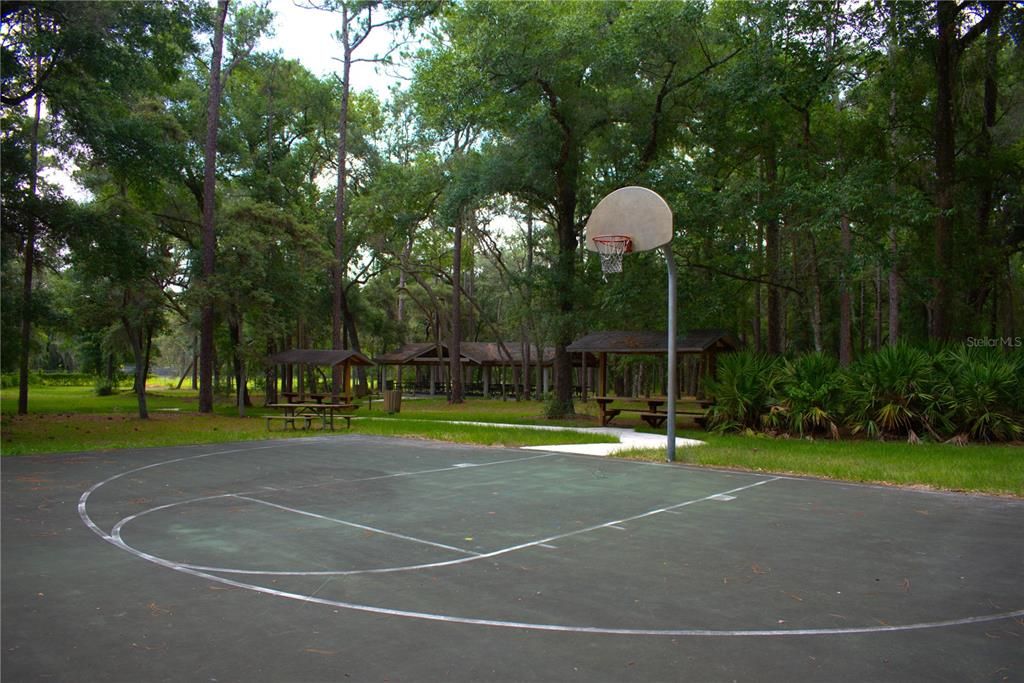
[[298, 0, 434, 396], [415, 0, 746, 412], [198, 0, 229, 413], [930, 1, 1004, 340], [2, 0, 198, 410], [68, 198, 173, 419], [195, 0, 272, 411], [212, 201, 330, 414]]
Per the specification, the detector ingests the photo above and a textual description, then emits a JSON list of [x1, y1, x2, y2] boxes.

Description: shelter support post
[[581, 353, 588, 400]]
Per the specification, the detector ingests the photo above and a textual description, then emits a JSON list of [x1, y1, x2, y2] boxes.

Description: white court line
[[78, 445, 1024, 638], [255, 452, 559, 496], [98, 449, 558, 573], [232, 494, 481, 557], [135, 478, 783, 577]]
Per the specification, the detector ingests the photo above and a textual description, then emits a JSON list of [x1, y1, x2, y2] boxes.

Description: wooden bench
[[639, 411, 668, 428], [319, 403, 356, 430], [639, 410, 707, 428], [601, 408, 622, 425], [265, 414, 312, 431], [594, 395, 712, 428], [603, 405, 658, 426]]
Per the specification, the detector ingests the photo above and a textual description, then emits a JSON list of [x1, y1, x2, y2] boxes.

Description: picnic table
[[265, 402, 358, 431], [280, 392, 340, 404], [592, 395, 711, 428]]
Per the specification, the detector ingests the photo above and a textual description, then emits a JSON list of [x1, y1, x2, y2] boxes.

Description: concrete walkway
[[359, 417, 705, 456], [520, 425, 705, 456]]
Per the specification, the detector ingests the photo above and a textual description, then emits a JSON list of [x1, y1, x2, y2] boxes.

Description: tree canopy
[[3, 0, 1022, 416]]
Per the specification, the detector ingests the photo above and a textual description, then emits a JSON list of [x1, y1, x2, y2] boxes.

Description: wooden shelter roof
[[267, 349, 374, 366], [566, 330, 739, 354], [374, 342, 557, 366], [373, 343, 439, 365]]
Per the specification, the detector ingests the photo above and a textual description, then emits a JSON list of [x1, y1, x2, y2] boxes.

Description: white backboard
[[584, 186, 673, 253]]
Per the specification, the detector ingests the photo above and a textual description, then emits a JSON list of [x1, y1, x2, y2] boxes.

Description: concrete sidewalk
[[359, 417, 706, 456]]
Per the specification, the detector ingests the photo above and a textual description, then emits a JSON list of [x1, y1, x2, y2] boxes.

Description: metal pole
[[663, 244, 677, 462]]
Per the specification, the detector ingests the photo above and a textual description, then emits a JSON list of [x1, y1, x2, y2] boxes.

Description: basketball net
[[592, 235, 633, 274]]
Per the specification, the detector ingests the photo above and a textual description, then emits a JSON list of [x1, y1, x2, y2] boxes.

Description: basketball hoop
[[592, 234, 633, 274], [585, 187, 676, 461]]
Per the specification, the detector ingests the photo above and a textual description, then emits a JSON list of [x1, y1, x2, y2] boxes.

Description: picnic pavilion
[[566, 330, 738, 425], [374, 341, 599, 397], [266, 349, 374, 404]]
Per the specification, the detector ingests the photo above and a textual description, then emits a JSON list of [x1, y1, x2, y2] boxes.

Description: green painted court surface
[[3, 435, 1023, 681]]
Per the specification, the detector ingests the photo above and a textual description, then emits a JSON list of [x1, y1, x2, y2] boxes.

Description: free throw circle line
[[79, 445, 1024, 637], [113, 477, 782, 577], [87, 508, 1024, 637]]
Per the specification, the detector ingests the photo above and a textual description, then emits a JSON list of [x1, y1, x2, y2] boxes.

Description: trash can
[[383, 389, 402, 414]]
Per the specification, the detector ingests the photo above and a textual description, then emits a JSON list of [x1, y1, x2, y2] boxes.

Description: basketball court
[[3, 434, 1022, 681]]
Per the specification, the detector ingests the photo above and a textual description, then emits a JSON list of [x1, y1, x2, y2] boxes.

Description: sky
[[258, 0, 409, 99]]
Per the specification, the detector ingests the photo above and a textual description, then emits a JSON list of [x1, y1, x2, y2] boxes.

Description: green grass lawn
[[0, 387, 615, 455], [2, 386, 1020, 496], [615, 432, 1024, 497]]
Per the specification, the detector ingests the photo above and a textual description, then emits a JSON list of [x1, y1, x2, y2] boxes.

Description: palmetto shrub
[[931, 346, 1023, 442], [773, 352, 843, 438], [704, 344, 1021, 442], [704, 351, 782, 432], [843, 344, 936, 440]]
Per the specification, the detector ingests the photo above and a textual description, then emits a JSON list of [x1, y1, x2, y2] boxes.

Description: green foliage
[[706, 345, 1023, 443], [843, 345, 936, 440], [1, 372, 97, 388], [931, 346, 1023, 442], [704, 351, 782, 432], [5, 0, 1024, 426], [94, 380, 116, 396], [773, 352, 843, 438]]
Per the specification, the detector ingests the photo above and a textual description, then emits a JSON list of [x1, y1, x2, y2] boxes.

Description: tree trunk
[[265, 340, 277, 405], [886, 4, 901, 346], [123, 311, 148, 420], [238, 336, 248, 416], [888, 229, 900, 345], [763, 147, 784, 355], [397, 235, 412, 337], [332, 6, 352, 396], [199, 0, 229, 413], [928, 1, 1003, 340], [971, 17, 1000, 329], [806, 232, 824, 353], [931, 0, 957, 341], [753, 221, 763, 351], [874, 267, 883, 350], [838, 212, 853, 366], [176, 357, 195, 390], [229, 314, 249, 415], [340, 285, 368, 396], [142, 326, 154, 393], [17, 69, 43, 415], [552, 160, 578, 416], [449, 209, 464, 404]]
